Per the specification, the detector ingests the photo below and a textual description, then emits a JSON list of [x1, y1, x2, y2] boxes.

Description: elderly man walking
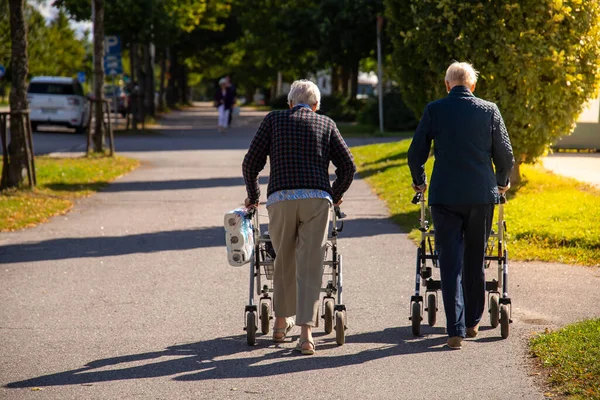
[[243, 79, 356, 355], [408, 62, 514, 349]]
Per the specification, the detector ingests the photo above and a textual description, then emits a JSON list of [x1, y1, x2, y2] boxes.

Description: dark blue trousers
[[430, 204, 494, 338]]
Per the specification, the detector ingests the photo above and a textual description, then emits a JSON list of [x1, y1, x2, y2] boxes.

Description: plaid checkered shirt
[[243, 106, 356, 204]]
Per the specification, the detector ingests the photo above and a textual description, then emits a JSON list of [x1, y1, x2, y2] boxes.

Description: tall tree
[[4, 0, 31, 188], [92, 0, 105, 152], [386, 0, 600, 182], [317, 0, 384, 98]]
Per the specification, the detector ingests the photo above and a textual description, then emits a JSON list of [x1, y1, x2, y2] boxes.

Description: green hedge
[[357, 91, 418, 131], [270, 94, 366, 122]]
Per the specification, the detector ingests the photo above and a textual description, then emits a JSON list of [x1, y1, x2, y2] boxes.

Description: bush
[[319, 95, 365, 122], [269, 94, 289, 110], [357, 90, 418, 131], [270, 93, 367, 122], [386, 0, 600, 171]]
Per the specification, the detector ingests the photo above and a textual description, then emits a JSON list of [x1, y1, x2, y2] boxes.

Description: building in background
[[555, 95, 600, 150]]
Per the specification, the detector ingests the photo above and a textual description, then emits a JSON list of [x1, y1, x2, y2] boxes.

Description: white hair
[[445, 61, 479, 86], [287, 79, 321, 110]]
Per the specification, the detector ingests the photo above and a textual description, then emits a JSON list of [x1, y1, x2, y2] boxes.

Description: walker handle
[[411, 192, 423, 204], [334, 206, 346, 220]]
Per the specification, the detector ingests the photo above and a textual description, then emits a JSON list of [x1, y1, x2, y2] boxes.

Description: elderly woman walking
[[214, 77, 236, 132], [242, 80, 356, 355]]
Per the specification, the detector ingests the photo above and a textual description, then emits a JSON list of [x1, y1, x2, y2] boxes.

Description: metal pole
[[112, 75, 118, 127], [91, 0, 95, 94], [376, 16, 384, 133]]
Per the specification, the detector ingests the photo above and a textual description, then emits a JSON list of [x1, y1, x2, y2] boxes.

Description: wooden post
[[104, 100, 115, 156], [0, 113, 8, 188]]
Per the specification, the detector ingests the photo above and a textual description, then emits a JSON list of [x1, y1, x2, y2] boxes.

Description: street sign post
[[103, 35, 123, 76], [104, 35, 123, 126], [77, 71, 86, 84]]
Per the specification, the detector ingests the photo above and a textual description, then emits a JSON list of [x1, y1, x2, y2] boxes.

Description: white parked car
[[28, 76, 90, 133]]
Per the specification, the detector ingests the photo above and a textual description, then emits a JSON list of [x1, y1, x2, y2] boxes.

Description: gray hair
[[287, 79, 321, 110], [445, 61, 479, 87]]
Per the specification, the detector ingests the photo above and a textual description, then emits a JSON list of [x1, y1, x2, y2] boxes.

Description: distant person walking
[[407, 62, 514, 349], [243, 80, 356, 355], [214, 77, 236, 133], [226, 76, 237, 126]]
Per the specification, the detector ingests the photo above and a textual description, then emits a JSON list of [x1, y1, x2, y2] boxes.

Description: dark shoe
[[466, 323, 480, 338], [447, 336, 463, 349]]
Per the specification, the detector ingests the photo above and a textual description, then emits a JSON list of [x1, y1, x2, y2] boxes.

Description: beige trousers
[[267, 198, 330, 326]]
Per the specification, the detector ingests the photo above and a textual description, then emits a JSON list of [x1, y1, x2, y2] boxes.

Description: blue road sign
[[0, 65, 5, 79], [103, 35, 123, 76], [77, 72, 86, 84]]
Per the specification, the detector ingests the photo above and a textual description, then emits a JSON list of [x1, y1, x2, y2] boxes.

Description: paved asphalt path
[[1, 104, 599, 400]]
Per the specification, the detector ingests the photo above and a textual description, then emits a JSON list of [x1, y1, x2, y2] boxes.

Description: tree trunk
[[349, 60, 359, 100], [245, 86, 255, 105], [158, 47, 167, 112], [4, 0, 30, 189], [340, 66, 350, 98], [92, 0, 105, 153], [180, 64, 188, 104], [144, 43, 155, 118], [331, 66, 340, 96], [510, 161, 521, 186], [166, 50, 177, 108], [129, 40, 136, 84]]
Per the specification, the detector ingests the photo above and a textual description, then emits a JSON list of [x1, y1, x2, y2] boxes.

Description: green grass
[[241, 104, 272, 111], [0, 155, 139, 231], [337, 122, 413, 138], [530, 319, 600, 399], [351, 139, 600, 267]]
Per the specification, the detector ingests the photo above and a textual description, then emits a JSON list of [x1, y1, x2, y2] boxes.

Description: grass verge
[[337, 122, 412, 138], [351, 140, 600, 266], [0, 155, 139, 231], [530, 319, 600, 399]]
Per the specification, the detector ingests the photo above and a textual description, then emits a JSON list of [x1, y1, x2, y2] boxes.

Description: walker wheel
[[500, 305, 510, 339], [324, 300, 334, 334], [246, 312, 257, 346], [411, 302, 421, 336], [427, 293, 437, 327], [490, 295, 500, 328], [260, 303, 270, 335], [335, 311, 346, 345]]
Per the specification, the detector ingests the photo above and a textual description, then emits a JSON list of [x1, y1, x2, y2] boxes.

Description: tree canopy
[[0, 4, 86, 82], [386, 0, 600, 171]]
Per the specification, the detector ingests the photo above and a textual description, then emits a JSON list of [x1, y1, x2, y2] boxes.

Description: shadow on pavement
[[0, 214, 402, 264], [43, 176, 270, 193], [0, 227, 225, 264], [5, 327, 449, 388]]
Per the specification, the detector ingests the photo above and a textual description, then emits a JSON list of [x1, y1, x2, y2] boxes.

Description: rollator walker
[[409, 192, 512, 338], [243, 206, 348, 346]]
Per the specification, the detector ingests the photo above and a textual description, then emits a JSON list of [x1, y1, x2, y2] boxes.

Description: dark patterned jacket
[[243, 106, 356, 204], [408, 85, 515, 204]]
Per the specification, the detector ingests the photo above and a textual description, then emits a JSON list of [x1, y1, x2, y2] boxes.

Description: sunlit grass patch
[[0, 155, 139, 231], [351, 140, 600, 267], [530, 319, 600, 399]]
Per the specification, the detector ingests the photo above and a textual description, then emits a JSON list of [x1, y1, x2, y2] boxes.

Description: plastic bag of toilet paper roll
[[224, 208, 255, 266]]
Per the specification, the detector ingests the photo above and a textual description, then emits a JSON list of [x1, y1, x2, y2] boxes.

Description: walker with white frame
[[243, 205, 348, 346]]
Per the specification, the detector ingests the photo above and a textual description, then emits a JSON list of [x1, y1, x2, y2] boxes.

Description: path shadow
[[357, 159, 408, 179], [0, 227, 224, 264], [361, 150, 409, 167], [4, 327, 450, 389], [0, 214, 403, 264], [44, 176, 270, 193]]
